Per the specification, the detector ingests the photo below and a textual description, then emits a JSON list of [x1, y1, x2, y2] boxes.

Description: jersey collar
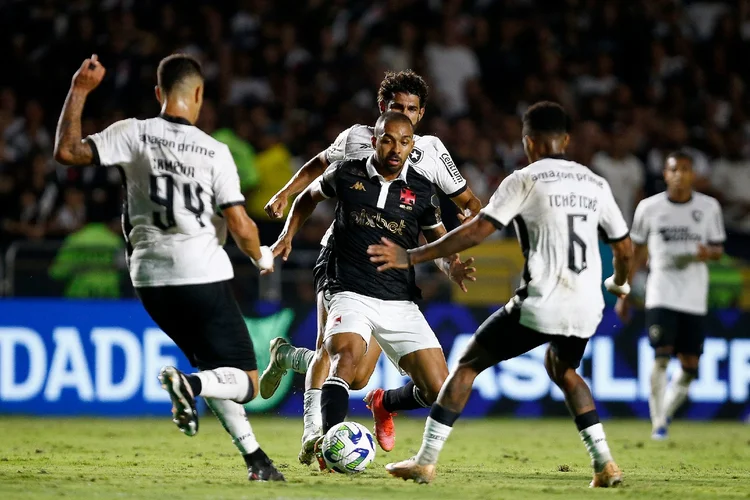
[[366, 155, 409, 183], [667, 192, 693, 205], [158, 113, 194, 126]]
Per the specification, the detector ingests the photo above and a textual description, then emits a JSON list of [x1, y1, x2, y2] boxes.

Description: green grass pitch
[[1, 416, 748, 499]]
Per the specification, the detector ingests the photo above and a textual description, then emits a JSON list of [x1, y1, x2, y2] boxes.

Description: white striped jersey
[[480, 157, 629, 338], [86, 114, 244, 287]]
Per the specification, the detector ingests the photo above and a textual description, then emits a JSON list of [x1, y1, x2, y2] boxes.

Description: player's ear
[[378, 100, 386, 114], [371, 135, 377, 148], [562, 133, 571, 150], [418, 107, 425, 122], [154, 86, 162, 104], [195, 85, 202, 104]]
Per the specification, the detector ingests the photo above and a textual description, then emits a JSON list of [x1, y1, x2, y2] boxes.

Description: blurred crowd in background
[[1, 0, 750, 265]]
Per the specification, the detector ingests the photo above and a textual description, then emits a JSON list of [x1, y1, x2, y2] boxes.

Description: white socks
[[205, 398, 260, 455], [278, 345, 315, 374], [649, 358, 669, 429], [195, 367, 253, 404], [664, 368, 696, 421], [579, 423, 613, 470], [415, 417, 453, 466], [302, 389, 323, 442]]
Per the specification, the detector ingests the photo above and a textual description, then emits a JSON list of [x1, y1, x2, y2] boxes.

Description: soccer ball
[[321, 421, 376, 473]]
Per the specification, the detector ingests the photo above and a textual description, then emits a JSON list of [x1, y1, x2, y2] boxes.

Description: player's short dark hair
[[377, 70, 429, 109], [157, 54, 203, 94], [375, 110, 414, 135], [665, 150, 694, 168], [522, 101, 571, 137]]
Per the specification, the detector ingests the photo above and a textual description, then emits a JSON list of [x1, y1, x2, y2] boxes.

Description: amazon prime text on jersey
[[140, 133, 216, 158]]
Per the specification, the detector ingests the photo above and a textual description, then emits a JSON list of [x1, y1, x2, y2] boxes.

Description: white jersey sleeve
[[212, 144, 245, 209], [420, 136, 467, 197], [86, 118, 139, 167], [630, 199, 650, 245], [707, 198, 727, 245], [479, 171, 529, 228], [598, 182, 630, 242], [324, 125, 373, 163]]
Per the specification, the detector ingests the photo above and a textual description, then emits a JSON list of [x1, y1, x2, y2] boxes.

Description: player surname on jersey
[[153, 158, 196, 178]]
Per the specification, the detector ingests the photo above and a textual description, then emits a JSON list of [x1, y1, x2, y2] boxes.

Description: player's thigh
[[351, 340, 382, 391], [194, 281, 258, 372], [545, 334, 589, 381], [316, 290, 330, 350], [323, 292, 376, 371], [646, 308, 678, 356], [136, 286, 198, 366], [374, 300, 444, 381], [675, 312, 705, 369], [473, 305, 548, 364]]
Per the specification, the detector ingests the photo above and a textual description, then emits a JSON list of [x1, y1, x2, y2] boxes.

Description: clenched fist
[[71, 54, 106, 93]]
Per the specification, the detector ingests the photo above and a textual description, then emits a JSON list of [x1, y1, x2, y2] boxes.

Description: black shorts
[[646, 307, 705, 356], [313, 242, 334, 295], [474, 305, 589, 369], [136, 280, 257, 371]]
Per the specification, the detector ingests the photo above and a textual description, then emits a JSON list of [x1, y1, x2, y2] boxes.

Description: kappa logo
[[692, 210, 703, 223], [350, 181, 366, 191], [408, 147, 424, 164], [332, 316, 342, 326]]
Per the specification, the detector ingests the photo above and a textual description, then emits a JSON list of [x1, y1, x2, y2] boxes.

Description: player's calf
[[545, 348, 621, 486], [320, 333, 366, 432]]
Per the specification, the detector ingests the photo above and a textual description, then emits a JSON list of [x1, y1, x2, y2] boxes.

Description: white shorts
[[324, 291, 442, 375]]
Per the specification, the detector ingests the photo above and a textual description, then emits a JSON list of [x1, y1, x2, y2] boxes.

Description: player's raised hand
[[367, 237, 410, 271], [264, 193, 288, 219], [271, 234, 293, 261], [71, 54, 106, 93], [447, 256, 476, 293]]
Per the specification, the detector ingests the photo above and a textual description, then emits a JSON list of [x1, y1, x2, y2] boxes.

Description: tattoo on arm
[[54, 89, 93, 166]]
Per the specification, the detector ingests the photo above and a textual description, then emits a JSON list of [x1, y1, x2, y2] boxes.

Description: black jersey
[[319, 155, 443, 301]]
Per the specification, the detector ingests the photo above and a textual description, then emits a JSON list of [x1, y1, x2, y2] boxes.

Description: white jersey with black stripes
[[480, 157, 629, 338], [86, 114, 244, 287]]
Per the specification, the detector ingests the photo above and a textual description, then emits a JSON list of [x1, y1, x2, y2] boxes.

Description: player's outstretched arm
[[271, 183, 327, 261], [422, 225, 476, 292], [54, 55, 106, 166], [223, 205, 274, 273], [264, 152, 328, 219], [368, 215, 496, 271]]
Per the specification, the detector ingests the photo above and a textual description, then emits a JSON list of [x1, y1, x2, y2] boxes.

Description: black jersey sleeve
[[319, 161, 342, 198]]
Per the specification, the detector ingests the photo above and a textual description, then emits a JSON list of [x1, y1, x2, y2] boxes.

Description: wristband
[[252, 246, 274, 271]]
